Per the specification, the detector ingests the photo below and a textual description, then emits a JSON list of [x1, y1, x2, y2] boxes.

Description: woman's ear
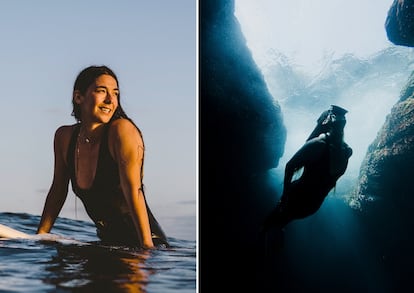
[[73, 90, 82, 104]]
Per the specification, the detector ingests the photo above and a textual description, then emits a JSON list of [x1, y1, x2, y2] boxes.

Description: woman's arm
[[284, 137, 327, 189], [37, 126, 70, 234], [109, 119, 154, 248]]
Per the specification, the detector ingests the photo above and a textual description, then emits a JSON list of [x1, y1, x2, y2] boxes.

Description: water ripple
[[0, 212, 196, 293]]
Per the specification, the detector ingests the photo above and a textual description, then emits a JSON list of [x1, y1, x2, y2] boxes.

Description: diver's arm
[[283, 143, 309, 188], [344, 143, 353, 158], [110, 119, 154, 249], [37, 127, 70, 234], [283, 160, 297, 190], [284, 138, 327, 189]]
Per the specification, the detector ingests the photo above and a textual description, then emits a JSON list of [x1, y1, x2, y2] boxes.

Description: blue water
[[0, 212, 196, 293]]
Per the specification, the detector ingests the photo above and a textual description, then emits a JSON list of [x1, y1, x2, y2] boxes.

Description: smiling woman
[[36, 65, 169, 249]]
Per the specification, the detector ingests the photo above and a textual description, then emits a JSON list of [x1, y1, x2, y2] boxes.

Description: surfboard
[[0, 223, 87, 245], [0, 223, 31, 239]]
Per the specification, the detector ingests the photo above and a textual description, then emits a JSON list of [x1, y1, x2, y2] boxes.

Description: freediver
[[262, 105, 353, 243]]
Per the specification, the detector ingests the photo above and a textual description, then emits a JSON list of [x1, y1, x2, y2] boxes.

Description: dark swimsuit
[[265, 134, 352, 229], [67, 123, 169, 247]]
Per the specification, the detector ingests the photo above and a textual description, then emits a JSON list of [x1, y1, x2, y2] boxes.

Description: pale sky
[[235, 0, 394, 73], [0, 0, 196, 237]]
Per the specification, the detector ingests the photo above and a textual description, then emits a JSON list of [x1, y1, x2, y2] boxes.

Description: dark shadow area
[[200, 0, 286, 291]]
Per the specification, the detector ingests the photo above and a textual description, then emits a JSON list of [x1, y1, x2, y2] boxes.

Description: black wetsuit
[[265, 133, 352, 229], [67, 123, 168, 247]]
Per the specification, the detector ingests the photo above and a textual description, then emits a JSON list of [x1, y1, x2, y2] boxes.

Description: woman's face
[[76, 74, 119, 124]]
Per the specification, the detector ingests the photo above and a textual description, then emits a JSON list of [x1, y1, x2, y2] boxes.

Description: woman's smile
[[99, 106, 112, 114]]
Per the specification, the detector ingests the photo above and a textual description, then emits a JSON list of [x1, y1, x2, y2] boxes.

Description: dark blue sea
[[0, 212, 196, 293]]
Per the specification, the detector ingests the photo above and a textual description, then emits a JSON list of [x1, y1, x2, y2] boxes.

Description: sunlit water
[[0, 212, 196, 293]]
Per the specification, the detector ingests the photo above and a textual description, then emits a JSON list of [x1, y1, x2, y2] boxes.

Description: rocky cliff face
[[351, 75, 414, 210], [200, 0, 286, 291], [200, 0, 285, 235], [200, 0, 285, 174], [343, 1, 414, 289], [385, 0, 414, 47], [344, 72, 414, 292]]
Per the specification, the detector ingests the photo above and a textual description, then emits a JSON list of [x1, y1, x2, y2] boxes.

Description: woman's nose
[[104, 93, 115, 104]]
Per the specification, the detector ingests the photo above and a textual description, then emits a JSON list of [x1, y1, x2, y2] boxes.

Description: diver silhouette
[[263, 105, 353, 232]]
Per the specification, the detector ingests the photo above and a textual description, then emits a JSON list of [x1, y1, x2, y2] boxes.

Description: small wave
[[0, 212, 196, 293]]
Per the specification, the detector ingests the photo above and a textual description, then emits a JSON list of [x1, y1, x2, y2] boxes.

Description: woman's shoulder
[[306, 133, 329, 146], [54, 124, 78, 142], [109, 119, 140, 136], [108, 118, 144, 150], [109, 118, 136, 129]]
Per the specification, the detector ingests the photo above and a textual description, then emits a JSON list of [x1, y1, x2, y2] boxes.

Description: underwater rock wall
[[200, 0, 285, 175], [200, 0, 286, 240], [347, 1, 414, 289], [353, 76, 414, 208], [348, 72, 414, 292], [385, 0, 414, 47], [200, 0, 286, 291]]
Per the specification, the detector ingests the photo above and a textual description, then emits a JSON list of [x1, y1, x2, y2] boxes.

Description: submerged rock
[[352, 74, 414, 207], [385, 0, 414, 47], [200, 0, 286, 291], [200, 0, 286, 240], [346, 1, 414, 287], [200, 0, 285, 175]]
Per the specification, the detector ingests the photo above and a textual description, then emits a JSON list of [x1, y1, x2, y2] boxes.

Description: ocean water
[[0, 212, 196, 293]]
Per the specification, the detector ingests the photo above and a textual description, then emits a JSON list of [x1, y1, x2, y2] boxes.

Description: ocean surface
[[0, 212, 196, 293]]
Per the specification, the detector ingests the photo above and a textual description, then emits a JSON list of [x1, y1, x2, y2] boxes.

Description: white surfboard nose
[[0, 223, 87, 245], [0, 223, 31, 239]]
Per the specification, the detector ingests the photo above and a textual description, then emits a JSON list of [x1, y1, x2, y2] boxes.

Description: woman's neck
[[78, 123, 106, 144]]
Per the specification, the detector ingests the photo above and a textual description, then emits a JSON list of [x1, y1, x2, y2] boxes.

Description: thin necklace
[[75, 132, 90, 184], [78, 132, 93, 144], [75, 129, 98, 189], [74, 127, 82, 219], [76, 135, 81, 181]]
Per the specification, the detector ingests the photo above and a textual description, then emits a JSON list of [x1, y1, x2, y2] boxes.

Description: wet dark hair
[[72, 65, 130, 123], [306, 105, 347, 141]]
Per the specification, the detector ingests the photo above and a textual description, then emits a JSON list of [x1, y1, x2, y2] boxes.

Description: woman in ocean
[[37, 65, 168, 248]]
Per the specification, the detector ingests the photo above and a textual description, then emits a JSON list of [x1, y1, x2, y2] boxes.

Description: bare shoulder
[[53, 124, 77, 165], [108, 119, 143, 146], [54, 124, 77, 144], [304, 134, 327, 147]]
